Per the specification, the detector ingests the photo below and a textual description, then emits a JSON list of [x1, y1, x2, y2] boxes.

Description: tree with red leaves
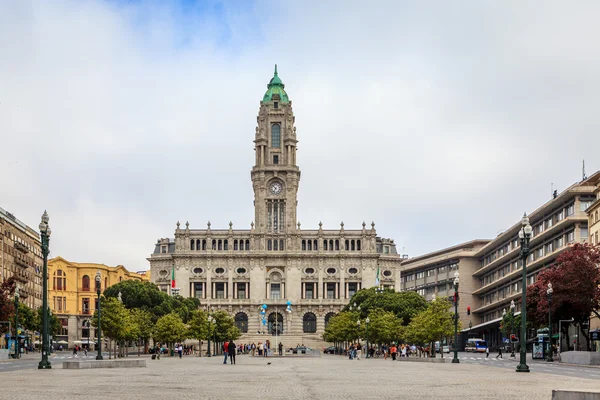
[[0, 277, 16, 333], [527, 243, 600, 348]]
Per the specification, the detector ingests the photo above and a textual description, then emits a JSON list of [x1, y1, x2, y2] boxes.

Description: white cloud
[[1, 0, 599, 270]]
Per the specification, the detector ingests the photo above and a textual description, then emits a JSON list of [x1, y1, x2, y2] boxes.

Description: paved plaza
[[1, 354, 600, 400]]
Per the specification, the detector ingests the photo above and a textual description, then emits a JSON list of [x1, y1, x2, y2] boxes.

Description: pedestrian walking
[[228, 340, 236, 365], [178, 343, 183, 358], [485, 347, 490, 358], [278, 342, 283, 356], [496, 346, 502, 359], [251, 342, 256, 356], [223, 340, 229, 364], [356, 343, 362, 360], [391, 345, 398, 361]]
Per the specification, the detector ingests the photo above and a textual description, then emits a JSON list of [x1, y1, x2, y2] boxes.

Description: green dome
[[262, 64, 289, 103]]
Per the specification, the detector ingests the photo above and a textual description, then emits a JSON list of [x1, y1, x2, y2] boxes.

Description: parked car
[[323, 346, 337, 354], [435, 342, 450, 353], [292, 346, 313, 354]]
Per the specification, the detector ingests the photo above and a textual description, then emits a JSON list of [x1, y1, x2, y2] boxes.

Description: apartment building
[[586, 181, 600, 332], [468, 171, 600, 348], [0, 207, 43, 309], [400, 240, 490, 331]]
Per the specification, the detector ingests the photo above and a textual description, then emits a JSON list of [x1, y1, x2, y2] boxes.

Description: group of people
[[347, 343, 427, 360], [221, 340, 237, 364]]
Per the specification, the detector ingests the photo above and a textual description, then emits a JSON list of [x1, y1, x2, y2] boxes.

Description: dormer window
[[274, 102, 278, 109]]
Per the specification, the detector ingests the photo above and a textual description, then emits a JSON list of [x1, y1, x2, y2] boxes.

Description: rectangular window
[[82, 298, 90, 314], [326, 283, 336, 299], [557, 210, 564, 221], [194, 282, 203, 299], [567, 231, 575, 242], [215, 282, 225, 299], [556, 237, 564, 248], [438, 266, 446, 273], [161, 246, 167, 253], [273, 155, 279, 165], [546, 218, 553, 229], [537, 248, 544, 258], [546, 242, 553, 253], [567, 204, 575, 216], [416, 272, 425, 279], [426, 269, 436, 277], [417, 288, 425, 296], [580, 201, 592, 211], [348, 282, 358, 298], [581, 227, 589, 239], [384, 246, 389, 254], [274, 102, 278, 109], [270, 283, 281, 299], [237, 283, 246, 299], [305, 282, 314, 299], [404, 275, 413, 282]]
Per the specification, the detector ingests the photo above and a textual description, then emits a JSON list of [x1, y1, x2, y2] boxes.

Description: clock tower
[[251, 65, 300, 240]]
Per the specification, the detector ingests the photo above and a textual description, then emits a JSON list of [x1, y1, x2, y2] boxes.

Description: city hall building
[[149, 67, 403, 346]]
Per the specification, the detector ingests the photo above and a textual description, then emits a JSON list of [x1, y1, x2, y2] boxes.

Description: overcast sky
[[1, 1, 599, 272]]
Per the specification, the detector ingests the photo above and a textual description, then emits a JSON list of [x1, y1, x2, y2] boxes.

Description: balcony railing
[[15, 258, 29, 268], [14, 242, 29, 254]]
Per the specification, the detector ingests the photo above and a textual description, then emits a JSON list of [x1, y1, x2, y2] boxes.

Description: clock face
[[270, 182, 283, 195]]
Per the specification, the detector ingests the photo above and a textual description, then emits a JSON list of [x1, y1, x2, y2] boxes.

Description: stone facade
[[0, 206, 43, 309], [149, 67, 403, 345]]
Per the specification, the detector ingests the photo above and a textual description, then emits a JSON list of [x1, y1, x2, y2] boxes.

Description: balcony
[[14, 242, 29, 254], [15, 258, 29, 268], [14, 271, 28, 283], [81, 309, 92, 315]]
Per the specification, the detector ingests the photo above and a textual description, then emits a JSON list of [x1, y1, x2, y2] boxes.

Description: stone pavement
[[2, 354, 600, 400]]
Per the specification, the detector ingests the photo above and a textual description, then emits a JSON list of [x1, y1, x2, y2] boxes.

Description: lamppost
[[38, 211, 52, 369], [84, 320, 90, 353], [356, 319, 361, 348], [207, 314, 216, 356], [510, 300, 516, 357], [365, 317, 370, 358], [547, 282, 553, 362], [14, 287, 19, 359], [452, 271, 460, 364], [95, 271, 103, 360], [516, 213, 532, 373]]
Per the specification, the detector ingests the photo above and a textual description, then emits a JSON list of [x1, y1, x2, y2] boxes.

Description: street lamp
[[452, 271, 460, 364], [356, 319, 361, 346], [547, 282, 554, 362], [516, 213, 532, 373], [95, 271, 103, 360], [365, 317, 370, 358], [510, 300, 516, 357], [38, 211, 52, 369], [207, 315, 213, 357], [376, 284, 384, 294], [14, 287, 19, 359]]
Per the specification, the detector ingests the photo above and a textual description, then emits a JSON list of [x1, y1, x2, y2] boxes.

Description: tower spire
[[274, 64, 278, 76]]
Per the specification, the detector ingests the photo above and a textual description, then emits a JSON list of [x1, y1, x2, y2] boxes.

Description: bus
[[465, 339, 488, 353]]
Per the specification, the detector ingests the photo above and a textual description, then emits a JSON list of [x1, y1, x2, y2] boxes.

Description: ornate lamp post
[[14, 287, 19, 359], [510, 300, 516, 357], [95, 271, 103, 360], [452, 271, 460, 364], [365, 317, 370, 358], [38, 211, 52, 369], [547, 282, 553, 362], [516, 213, 532, 373]]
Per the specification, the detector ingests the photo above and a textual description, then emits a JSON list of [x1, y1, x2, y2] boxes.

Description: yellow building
[[47, 256, 149, 348]]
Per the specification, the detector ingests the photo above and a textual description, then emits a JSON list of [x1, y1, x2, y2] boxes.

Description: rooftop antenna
[[582, 159, 587, 181]]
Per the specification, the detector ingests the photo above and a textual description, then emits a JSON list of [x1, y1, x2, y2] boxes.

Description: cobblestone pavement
[[2, 354, 600, 400]]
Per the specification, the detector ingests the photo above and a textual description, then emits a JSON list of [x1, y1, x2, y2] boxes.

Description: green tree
[[154, 313, 187, 354], [404, 298, 458, 358], [34, 306, 60, 336], [211, 310, 240, 342], [344, 288, 428, 325], [131, 309, 154, 354], [0, 278, 16, 334], [13, 302, 37, 332], [187, 309, 208, 356], [323, 311, 360, 343], [499, 311, 521, 338], [365, 308, 403, 345], [91, 297, 129, 358]]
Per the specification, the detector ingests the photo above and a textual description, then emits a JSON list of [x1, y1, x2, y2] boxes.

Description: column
[[206, 271, 212, 299], [282, 282, 285, 299], [302, 282, 306, 299], [318, 271, 324, 299], [339, 267, 345, 300], [245, 283, 249, 299], [228, 271, 233, 299], [233, 282, 237, 299], [345, 283, 348, 299], [334, 283, 338, 299], [267, 283, 271, 300]]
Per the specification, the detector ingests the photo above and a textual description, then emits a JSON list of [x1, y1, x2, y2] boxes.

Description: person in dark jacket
[[228, 340, 236, 365]]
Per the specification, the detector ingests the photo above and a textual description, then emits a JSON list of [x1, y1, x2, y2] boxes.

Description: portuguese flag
[[171, 266, 176, 289]]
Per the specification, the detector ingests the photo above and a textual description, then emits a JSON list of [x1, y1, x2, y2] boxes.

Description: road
[[0, 353, 109, 372]]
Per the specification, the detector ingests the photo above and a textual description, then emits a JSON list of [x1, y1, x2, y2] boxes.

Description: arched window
[[190, 240, 195, 250], [245, 239, 250, 250], [303, 312, 317, 333], [345, 240, 349, 251], [234, 240, 238, 251], [323, 240, 328, 251], [212, 239, 216, 250], [196, 239, 200, 250], [351, 240, 355, 251], [82, 275, 90, 291], [119, 276, 122, 282], [307, 240, 312, 251], [268, 240, 272, 251], [202, 239, 207, 250], [218, 240, 222, 251], [268, 312, 284, 335], [235, 312, 248, 333], [224, 240, 228, 250], [271, 124, 281, 148], [302, 240, 306, 251], [313, 240, 318, 251], [357, 240, 361, 251], [335, 240, 340, 251], [274, 240, 279, 251], [53, 270, 66, 291], [280, 239, 284, 251], [324, 312, 336, 328], [329, 240, 333, 251]]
